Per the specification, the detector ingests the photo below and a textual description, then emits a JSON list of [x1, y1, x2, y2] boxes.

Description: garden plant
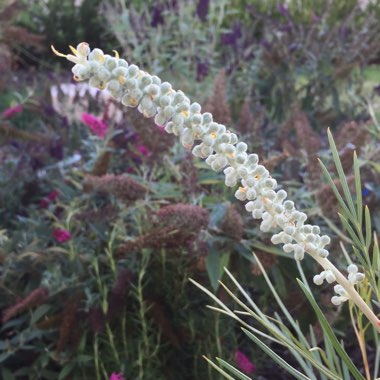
[[50, 40, 380, 379], [1, 1, 380, 380]]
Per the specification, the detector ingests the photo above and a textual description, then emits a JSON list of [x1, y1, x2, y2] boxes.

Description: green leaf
[[0, 352, 11, 364], [209, 203, 229, 228], [1, 367, 16, 380], [242, 328, 311, 380], [327, 129, 357, 219], [31, 304, 51, 325], [205, 248, 230, 291], [353, 152, 362, 229], [365, 206, 372, 251], [298, 280, 365, 380], [338, 213, 361, 251], [58, 362, 76, 380], [216, 357, 252, 380], [318, 160, 354, 224], [203, 356, 235, 380]]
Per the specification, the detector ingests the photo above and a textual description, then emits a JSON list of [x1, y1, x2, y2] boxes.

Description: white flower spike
[[53, 43, 380, 333]]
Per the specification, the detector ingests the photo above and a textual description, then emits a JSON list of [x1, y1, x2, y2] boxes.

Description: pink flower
[[52, 228, 71, 243], [234, 350, 256, 375], [1, 104, 23, 119], [39, 198, 50, 209], [137, 145, 150, 156], [109, 373, 125, 380], [81, 112, 109, 138], [47, 189, 59, 201], [39, 190, 59, 208]]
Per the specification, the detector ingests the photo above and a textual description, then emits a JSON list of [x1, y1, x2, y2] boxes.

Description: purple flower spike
[[196, 0, 209, 22]]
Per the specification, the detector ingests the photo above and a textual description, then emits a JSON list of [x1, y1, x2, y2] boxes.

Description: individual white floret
[[331, 296, 345, 305], [347, 264, 358, 273], [224, 167, 239, 187], [237, 166, 249, 178], [294, 245, 305, 261], [317, 248, 329, 258], [76, 42, 91, 57], [154, 112, 167, 126], [137, 75, 152, 91], [260, 212, 275, 232], [151, 75, 162, 85], [325, 271, 336, 283], [283, 243, 294, 253], [117, 58, 129, 68], [205, 154, 224, 171], [121, 89, 143, 107], [347, 264, 365, 284], [190, 102, 202, 114], [126, 64, 139, 77], [105, 56, 118, 71], [88, 48, 106, 63], [283, 200, 294, 211], [138, 96, 157, 118], [313, 274, 324, 286], [235, 187, 247, 201]]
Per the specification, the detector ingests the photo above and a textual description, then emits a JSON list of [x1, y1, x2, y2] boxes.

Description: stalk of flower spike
[[52, 43, 380, 333]]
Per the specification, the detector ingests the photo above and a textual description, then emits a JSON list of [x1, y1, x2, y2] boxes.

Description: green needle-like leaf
[[318, 159, 355, 224], [327, 128, 357, 220], [365, 206, 372, 251], [216, 358, 252, 380], [242, 328, 312, 380], [202, 356, 236, 380], [298, 280, 366, 380], [353, 152, 363, 230]]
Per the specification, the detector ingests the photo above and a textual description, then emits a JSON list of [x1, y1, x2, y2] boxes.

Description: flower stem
[[311, 251, 380, 333]]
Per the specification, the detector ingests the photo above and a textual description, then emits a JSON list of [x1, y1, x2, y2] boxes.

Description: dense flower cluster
[[53, 43, 373, 317]]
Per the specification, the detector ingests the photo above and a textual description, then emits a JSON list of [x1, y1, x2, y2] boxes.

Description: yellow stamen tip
[[69, 45, 79, 56], [118, 75, 126, 84], [113, 50, 120, 59], [51, 45, 67, 58]]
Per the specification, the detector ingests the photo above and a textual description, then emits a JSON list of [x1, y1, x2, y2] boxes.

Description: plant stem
[[311, 251, 380, 333], [93, 334, 101, 380], [350, 304, 371, 380]]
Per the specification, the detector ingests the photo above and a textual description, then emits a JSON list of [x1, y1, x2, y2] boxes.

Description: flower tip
[[69, 45, 79, 56], [51, 45, 66, 58], [113, 50, 120, 59]]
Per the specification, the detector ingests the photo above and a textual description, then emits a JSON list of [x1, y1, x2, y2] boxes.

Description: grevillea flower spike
[[52, 43, 380, 333]]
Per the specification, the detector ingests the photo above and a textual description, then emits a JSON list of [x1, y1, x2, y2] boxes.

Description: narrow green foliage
[[242, 328, 314, 380], [216, 358, 252, 380], [318, 159, 354, 224], [365, 206, 372, 251], [298, 280, 366, 380], [202, 356, 235, 380], [353, 152, 363, 229], [327, 128, 357, 220]]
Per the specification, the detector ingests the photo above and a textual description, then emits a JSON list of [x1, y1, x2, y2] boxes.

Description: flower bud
[[313, 275, 324, 286], [347, 264, 358, 273], [331, 296, 342, 306]]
